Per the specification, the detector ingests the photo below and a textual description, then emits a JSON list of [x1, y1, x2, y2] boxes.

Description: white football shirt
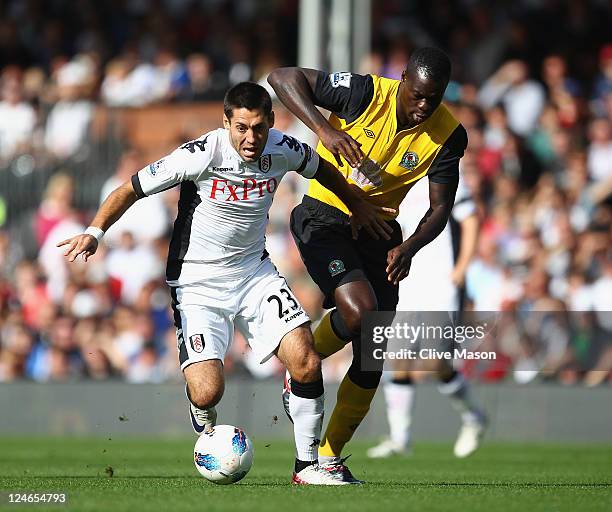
[[397, 175, 476, 311], [132, 128, 319, 285]]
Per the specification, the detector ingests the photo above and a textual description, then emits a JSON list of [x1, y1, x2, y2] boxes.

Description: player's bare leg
[[276, 324, 348, 485], [183, 360, 223, 434]]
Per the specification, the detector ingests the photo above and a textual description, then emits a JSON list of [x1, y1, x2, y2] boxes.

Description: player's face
[[224, 108, 274, 161], [398, 70, 447, 127]]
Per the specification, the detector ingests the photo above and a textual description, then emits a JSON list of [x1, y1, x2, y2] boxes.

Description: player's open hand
[[57, 234, 99, 262], [349, 199, 396, 241], [386, 244, 413, 285], [319, 126, 364, 168]]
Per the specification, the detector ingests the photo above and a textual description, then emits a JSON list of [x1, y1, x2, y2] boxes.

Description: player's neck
[[395, 92, 415, 131]]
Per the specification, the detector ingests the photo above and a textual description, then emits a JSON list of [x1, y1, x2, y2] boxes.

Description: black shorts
[[290, 196, 403, 311]]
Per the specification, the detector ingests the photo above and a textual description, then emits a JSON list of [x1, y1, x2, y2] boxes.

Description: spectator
[[0, 1, 610, 385], [99, 149, 169, 247], [592, 44, 612, 116], [586, 118, 612, 183], [183, 53, 226, 101], [0, 69, 36, 160], [44, 58, 95, 158], [105, 232, 163, 305], [478, 60, 546, 137], [101, 48, 159, 107], [34, 172, 78, 247]]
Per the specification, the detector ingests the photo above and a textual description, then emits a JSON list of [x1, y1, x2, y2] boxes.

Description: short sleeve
[[295, 142, 320, 178], [275, 131, 320, 178], [132, 132, 215, 198], [312, 71, 374, 123], [427, 125, 467, 185]]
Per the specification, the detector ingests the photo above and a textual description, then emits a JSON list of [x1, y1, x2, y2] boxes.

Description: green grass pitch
[[0, 438, 610, 511]]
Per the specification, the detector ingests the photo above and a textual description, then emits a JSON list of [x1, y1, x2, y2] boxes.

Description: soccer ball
[[193, 425, 254, 484]]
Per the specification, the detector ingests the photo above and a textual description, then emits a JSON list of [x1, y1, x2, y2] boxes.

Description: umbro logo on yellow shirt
[[363, 128, 375, 139]]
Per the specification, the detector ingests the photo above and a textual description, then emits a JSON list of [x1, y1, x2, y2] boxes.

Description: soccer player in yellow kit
[[269, 48, 468, 483]]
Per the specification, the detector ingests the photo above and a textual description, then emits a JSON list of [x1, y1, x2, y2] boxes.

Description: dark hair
[[223, 82, 272, 119], [406, 47, 451, 84]]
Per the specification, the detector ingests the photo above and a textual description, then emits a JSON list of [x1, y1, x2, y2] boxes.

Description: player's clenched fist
[[57, 233, 99, 262]]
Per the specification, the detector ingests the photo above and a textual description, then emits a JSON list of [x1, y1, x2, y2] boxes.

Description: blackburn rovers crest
[[328, 259, 346, 277], [399, 150, 419, 170]]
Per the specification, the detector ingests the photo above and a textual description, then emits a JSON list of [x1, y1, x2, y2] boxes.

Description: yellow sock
[[314, 310, 349, 359], [319, 374, 377, 457]]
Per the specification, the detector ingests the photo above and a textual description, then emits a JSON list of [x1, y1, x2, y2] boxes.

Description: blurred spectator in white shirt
[[101, 48, 160, 107], [478, 60, 546, 137], [100, 149, 170, 247], [105, 231, 163, 305], [586, 118, 612, 182], [0, 70, 36, 160], [44, 58, 95, 158]]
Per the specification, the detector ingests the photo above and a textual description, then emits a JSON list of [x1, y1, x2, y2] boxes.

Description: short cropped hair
[[223, 82, 272, 119], [406, 47, 451, 84]]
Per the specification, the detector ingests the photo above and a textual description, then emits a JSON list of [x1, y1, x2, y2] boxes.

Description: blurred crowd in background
[[0, 0, 610, 385]]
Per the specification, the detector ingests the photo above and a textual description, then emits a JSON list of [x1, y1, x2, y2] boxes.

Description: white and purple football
[[193, 425, 254, 484]]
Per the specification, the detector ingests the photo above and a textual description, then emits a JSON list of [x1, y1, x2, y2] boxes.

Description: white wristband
[[84, 226, 105, 242]]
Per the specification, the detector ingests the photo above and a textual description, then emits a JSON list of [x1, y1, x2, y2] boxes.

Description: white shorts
[[170, 258, 310, 370]]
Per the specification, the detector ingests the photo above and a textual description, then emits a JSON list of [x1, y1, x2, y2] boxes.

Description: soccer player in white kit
[[58, 82, 394, 485], [367, 176, 487, 459]]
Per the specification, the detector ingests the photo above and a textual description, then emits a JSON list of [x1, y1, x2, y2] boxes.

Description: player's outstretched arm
[[313, 159, 396, 241], [268, 67, 363, 167], [267, 68, 328, 138], [386, 180, 458, 285], [56, 180, 139, 262]]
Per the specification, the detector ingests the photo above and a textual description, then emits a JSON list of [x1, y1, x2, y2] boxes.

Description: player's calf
[[276, 326, 325, 480], [184, 360, 224, 434]]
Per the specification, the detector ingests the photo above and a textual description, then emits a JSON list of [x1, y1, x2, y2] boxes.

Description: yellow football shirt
[[307, 73, 466, 218]]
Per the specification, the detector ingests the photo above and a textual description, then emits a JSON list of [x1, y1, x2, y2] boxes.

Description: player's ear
[[223, 113, 231, 130], [268, 111, 275, 128]]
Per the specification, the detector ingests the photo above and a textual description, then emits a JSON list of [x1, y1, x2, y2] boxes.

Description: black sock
[[294, 458, 317, 473], [391, 376, 413, 385], [440, 369, 459, 384]]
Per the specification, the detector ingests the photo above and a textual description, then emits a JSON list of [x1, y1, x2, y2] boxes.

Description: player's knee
[[341, 297, 378, 337], [290, 350, 321, 383], [188, 382, 224, 409]]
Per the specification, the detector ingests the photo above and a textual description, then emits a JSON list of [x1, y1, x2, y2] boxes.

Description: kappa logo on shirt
[[212, 166, 233, 173]]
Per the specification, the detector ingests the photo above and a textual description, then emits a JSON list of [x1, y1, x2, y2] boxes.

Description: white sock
[[383, 381, 415, 448], [289, 391, 324, 462], [438, 372, 481, 424]]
